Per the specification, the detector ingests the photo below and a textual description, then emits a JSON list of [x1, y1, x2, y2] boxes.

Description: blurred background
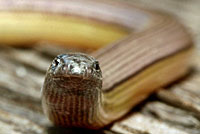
[[131, 0, 200, 49], [0, 0, 200, 134]]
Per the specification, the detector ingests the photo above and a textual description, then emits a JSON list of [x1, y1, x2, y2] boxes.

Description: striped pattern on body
[[0, 0, 194, 129]]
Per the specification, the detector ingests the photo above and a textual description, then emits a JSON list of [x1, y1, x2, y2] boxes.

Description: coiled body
[[0, 0, 194, 129]]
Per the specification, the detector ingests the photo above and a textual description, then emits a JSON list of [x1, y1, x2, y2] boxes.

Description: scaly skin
[[42, 53, 103, 129], [0, 0, 194, 129]]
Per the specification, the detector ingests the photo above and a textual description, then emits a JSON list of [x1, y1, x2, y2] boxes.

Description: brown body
[[0, 0, 194, 129]]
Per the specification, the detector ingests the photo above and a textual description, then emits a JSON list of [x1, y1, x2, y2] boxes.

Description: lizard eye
[[94, 61, 100, 70], [53, 59, 60, 67]]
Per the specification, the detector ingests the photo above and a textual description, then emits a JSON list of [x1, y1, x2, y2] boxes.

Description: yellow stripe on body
[[0, 12, 129, 49], [102, 47, 194, 118]]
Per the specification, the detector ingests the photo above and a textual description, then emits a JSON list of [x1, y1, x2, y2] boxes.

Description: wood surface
[[0, 0, 200, 134]]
